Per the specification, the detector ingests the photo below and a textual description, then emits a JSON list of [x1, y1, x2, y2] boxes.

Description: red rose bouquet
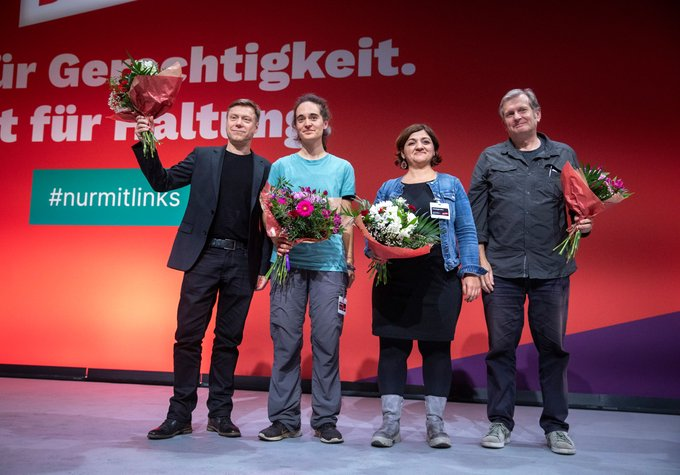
[[260, 177, 344, 284], [555, 162, 632, 260], [108, 55, 183, 157], [345, 197, 440, 285]]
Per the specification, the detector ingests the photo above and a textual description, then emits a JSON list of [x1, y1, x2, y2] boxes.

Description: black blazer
[[133, 142, 272, 287]]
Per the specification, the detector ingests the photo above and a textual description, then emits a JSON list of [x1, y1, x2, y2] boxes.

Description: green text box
[[30, 169, 189, 226]]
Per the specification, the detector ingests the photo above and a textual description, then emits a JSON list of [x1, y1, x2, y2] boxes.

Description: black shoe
[[314, 422, 344, 444], [207, 416, 241, 437], [147, 419, 192, 440], [258, 420, 302, 441]]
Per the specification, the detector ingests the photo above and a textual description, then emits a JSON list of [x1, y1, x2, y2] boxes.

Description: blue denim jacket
[[368, 173, 487, 277]]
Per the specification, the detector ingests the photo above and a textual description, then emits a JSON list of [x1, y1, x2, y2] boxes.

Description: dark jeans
[[167, 247, 254, 423], [378, 337, 452, 397], [483, 276, 570, 434]]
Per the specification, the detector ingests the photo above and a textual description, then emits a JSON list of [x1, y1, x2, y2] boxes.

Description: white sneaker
[[546, 431, 576, 455], [481, 422, 511, 448]]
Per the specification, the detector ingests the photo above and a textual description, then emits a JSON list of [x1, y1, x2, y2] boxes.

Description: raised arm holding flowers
[[108, 55, 182, 156]]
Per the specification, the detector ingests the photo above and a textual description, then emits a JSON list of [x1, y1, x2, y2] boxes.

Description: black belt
[[209, 238, 246, 250]]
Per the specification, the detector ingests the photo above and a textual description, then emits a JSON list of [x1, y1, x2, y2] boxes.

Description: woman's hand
[[462, 275, 481, 302], [272, 236, 292, 256]]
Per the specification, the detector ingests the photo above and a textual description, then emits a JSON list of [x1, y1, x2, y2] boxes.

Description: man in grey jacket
[[468, 88, 592, 455]]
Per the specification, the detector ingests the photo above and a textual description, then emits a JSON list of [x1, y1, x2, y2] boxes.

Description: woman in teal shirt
[[258, 94, 355, 445]]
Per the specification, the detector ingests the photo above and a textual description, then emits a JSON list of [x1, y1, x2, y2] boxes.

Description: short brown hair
[[394, 124, 442, 168], [228, 98, 261, 122]]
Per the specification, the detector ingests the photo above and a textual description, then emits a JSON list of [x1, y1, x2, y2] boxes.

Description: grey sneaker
[[546, 431, 576, 455], [314, 422, 344, 444], [481, 422, 511, 448], [258, 421, 302, 441]]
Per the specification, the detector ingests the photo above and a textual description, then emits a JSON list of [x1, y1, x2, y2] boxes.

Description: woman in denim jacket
[[369, 124, 486, 449]]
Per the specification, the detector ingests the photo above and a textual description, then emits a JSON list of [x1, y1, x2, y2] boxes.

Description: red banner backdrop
[[1, 1, 678, 393]]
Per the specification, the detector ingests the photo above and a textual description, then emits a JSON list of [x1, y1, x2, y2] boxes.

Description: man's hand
[[479, 244, 495, 293], [574, 216, 593, 234], [255, 275, 268, 291], [135, 115, 154, 141]]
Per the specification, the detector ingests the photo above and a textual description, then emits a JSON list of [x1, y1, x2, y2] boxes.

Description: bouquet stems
[[140, 130, 159, 157], [553, 228, 582, 262], [369, 259, 389, 286], [265, 254, 290, 285]]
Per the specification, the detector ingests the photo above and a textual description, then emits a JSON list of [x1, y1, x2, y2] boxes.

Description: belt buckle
[[212, 238, 238, 250]]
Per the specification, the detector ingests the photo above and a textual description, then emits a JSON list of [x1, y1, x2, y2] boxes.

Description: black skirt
[[372, 245, 463, 341]]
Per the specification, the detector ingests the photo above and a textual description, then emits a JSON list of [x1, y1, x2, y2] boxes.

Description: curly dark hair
[[394, 123, 442, 168]]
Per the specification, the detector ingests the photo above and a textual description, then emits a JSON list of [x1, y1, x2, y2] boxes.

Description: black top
[[401, 182, 442, 258], [468, 133, 579, 279], [371, 182, 462, 341], [209, 149, 253, 243], [520, 139, 545, 161]]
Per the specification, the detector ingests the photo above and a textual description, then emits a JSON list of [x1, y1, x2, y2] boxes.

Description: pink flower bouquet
[[260, 177, 344, 284]]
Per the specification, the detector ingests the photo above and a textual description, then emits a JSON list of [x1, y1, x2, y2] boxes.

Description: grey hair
[[498, 88, 540, 117]]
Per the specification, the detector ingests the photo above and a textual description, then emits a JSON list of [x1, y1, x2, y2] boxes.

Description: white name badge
[[338, 295, 347, 316], [430, 202, 450, 220]]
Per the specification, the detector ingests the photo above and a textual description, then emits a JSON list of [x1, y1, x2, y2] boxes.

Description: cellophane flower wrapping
[[108, 56, 183, 157], [555, 161, 632, 260], [346, 197, 440, 285], [259, 177, 345, 284]]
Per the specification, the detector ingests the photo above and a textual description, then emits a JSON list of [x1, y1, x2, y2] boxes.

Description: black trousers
[[167, 246, 254, 423], [377, 337, 452, 397], [483, 276, 571, 434]]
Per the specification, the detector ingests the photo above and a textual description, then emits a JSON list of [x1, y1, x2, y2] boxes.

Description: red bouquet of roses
[[108, 55, 183, 157]]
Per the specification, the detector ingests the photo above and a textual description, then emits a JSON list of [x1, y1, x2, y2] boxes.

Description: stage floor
[[1, 377, 678, 474]]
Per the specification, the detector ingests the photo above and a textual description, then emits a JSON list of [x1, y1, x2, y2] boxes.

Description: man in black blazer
[[133, 99, 272, 440]]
